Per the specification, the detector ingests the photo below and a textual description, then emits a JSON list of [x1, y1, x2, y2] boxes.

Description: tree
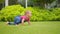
[[0, 0, 4, 3], [9, 0, 18, 5], [32, 0, 56, 8]]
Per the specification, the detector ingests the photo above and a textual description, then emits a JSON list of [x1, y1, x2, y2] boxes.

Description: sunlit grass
[[0, 21, 60, 34]]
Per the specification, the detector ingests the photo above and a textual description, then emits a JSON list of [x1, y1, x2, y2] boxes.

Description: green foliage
[[0, 5, 24, 21], [0, 0, 4, 3], [0, 5, 60, 21], [25, 7, 60, 21], [52, 8, 60, 20], [9, 0, 18, 5], [33, 0, 56, 3]]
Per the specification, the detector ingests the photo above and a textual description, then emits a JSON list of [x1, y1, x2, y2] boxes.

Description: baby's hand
[[21, 23, 24, 26]]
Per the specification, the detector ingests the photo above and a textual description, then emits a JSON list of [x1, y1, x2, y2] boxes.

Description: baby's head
[[25, 10, 32, 17]]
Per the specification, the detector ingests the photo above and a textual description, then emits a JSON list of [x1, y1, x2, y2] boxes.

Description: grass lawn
[[0, 21, 60, 34]]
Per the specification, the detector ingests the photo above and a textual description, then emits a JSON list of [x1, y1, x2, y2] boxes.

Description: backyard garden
[[0, 0, 60, 34]]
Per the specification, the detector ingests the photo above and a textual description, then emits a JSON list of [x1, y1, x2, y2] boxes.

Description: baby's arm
[[28, 21, 31, 25], [27, 19, 31, 25], [21, 19, 25, 25]]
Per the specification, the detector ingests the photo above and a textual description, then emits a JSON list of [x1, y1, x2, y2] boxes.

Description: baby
[[7, 10, 32, 26]]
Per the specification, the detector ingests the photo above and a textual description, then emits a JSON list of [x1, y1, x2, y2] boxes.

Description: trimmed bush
[[0, 5, 25, 21], [52, 8, 60, 20], [0, 5, 60, 21]]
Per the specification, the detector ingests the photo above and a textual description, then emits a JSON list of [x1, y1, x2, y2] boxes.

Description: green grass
[[0, 21, 60, 34]]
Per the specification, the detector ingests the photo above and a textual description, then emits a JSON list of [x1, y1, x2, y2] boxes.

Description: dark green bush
[[0, 5, 60, 21]]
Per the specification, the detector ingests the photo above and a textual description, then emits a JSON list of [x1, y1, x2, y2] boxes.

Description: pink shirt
[[21, 16, 30, 22]]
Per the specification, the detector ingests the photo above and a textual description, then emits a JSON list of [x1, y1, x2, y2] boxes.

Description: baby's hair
[[25, 10, 31, 15]]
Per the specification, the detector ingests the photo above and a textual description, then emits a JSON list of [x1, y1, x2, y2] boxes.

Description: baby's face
[[25, 10, 32, 17], [28, 13, 32, 17], [27, 12, 32, 17]]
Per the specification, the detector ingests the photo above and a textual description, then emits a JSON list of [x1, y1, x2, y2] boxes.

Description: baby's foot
[[6, 21, 10, 25], [15, 24, 18, 26]]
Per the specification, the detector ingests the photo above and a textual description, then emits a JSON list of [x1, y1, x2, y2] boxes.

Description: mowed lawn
[[0, 21, 60, 34]]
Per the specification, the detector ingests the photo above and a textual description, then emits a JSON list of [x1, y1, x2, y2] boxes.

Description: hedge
[[0, 5, 60, 21], [0, 5, 25, 21]]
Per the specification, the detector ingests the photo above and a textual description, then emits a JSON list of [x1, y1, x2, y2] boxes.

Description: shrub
[[25, 7, 60, 21], [52, 8, 60, 20], [25, 7, 54, 21], [0, 5, 25, 21], [0, 5, 60, 21]]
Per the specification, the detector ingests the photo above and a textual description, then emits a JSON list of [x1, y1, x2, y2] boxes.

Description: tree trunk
[[5, 0, 8, 6], [25, 0, 28, 8]]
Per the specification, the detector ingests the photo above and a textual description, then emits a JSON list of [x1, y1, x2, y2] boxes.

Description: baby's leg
[[7, 21, 15, 25]]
